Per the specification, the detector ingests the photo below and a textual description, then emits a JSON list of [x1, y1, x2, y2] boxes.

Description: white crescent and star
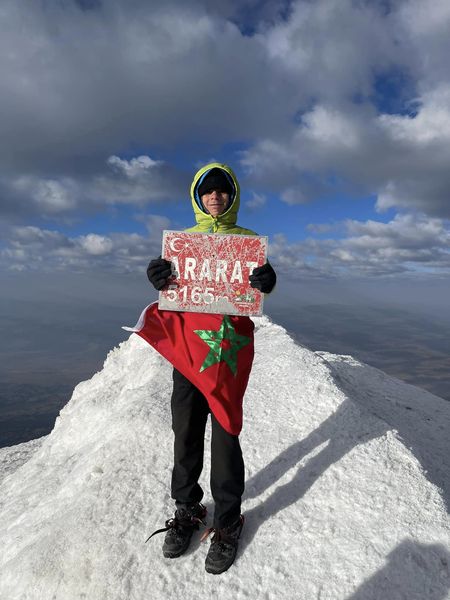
[[168, 237, 187, 253]]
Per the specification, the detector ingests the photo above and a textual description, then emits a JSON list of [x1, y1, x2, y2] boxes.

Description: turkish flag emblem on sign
[[158, 231, 268, 316]]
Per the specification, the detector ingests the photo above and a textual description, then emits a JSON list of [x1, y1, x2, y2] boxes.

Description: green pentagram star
[[194, 315, 251, 375]]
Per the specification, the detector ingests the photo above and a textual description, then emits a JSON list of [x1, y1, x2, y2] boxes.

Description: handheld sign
[[158, 230, 268, 316]]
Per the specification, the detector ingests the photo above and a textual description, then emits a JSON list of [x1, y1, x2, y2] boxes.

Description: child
[[146, 163, 276, 574]]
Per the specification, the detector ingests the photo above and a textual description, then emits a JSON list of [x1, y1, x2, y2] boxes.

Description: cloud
[[344, 213, 448, 250], [0, 221, 169, 273], [78, 234, 114, 256], [378, 86, 450, 145], [94, 156, 186, 205], [235, 1, 450, 219], [1, 1, 448, 215], [0, 0, 418, 177], [245, 192, 266, 210], [107, 156, 164, 178], [136, 213, 172, 236], [1, 0, 450, 280], [11, 177, 78, 215], [269, 213, 450, 278], [2, 210, 449, 280], [242, 86, 450, 218], [0, 155, 187, 224], [398, 0, 450, 88], [0, 0, 291, 176], [264, 0, 402, 103]]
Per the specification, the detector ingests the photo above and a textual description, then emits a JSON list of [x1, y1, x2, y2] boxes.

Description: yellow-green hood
[[187, 162, 255, 234]]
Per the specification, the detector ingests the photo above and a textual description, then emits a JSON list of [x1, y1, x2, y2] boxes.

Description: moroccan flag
[[124, 303, 254, 435]]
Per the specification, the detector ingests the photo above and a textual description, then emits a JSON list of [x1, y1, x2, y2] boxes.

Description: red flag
[[125, 303, 254, 435]]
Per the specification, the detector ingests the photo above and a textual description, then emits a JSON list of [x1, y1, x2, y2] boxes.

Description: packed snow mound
[[0, 315, 449, 600]]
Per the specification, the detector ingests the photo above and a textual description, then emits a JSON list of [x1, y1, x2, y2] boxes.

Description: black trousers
[[170, 368, 245, 529]]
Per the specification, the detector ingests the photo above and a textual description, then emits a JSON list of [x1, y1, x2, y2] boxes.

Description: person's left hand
[[249, 262, 276, 293]]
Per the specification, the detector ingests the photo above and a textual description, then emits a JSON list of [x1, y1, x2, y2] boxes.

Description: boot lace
[[200, 515, 244, 547], [145, 504, 207, 544]]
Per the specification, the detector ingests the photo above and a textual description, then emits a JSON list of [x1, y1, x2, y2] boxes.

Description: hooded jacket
[[186, 163, 257, 236]]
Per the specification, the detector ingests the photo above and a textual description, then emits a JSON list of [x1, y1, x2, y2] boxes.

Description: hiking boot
[[145, 502, 207, 558], [203, 515, 244, 574]]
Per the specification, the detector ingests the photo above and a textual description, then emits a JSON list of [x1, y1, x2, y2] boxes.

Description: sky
[[1, 0, 449, 282], [1, 0, 450, 417]]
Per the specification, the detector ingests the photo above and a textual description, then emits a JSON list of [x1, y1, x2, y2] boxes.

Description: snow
[[0, 315, 449, 600]]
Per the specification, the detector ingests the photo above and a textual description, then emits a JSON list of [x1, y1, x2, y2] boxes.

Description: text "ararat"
[[171, 257, 259, 284]]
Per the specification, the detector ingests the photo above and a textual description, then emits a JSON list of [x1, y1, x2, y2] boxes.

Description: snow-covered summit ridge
[[0, 314, 449, 600]]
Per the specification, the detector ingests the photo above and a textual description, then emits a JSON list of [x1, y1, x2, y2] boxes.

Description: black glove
[[146, 256, 172, 291], [249, 262, 276, 293]]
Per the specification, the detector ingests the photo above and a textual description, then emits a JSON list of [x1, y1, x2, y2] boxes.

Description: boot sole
[[163, 549, 187, 559]]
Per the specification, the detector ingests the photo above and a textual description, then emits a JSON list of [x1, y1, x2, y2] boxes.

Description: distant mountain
[[1, 316, 449, 600]]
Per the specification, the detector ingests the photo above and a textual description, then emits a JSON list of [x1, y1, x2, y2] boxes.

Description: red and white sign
[[158, 230, 268, 316]]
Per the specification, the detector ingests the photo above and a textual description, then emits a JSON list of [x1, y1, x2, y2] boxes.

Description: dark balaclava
[[197, 167, 235, 200]]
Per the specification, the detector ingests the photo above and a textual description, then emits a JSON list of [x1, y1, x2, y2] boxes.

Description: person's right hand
[[146, 256, 172, 290]]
